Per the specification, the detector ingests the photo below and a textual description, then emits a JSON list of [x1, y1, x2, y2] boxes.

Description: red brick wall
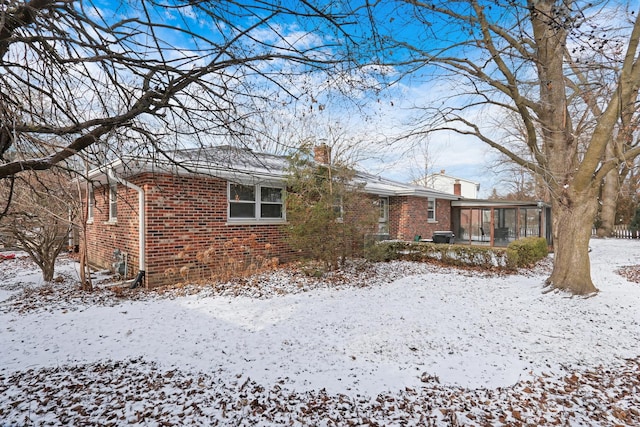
[[388, 196, 452, 240], [84, 174, 454, 287], [85, 173, 294, 288], [85, 182, 141, 280]]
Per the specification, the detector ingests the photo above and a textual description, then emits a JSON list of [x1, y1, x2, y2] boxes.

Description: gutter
[[107, 168, 146, 288]]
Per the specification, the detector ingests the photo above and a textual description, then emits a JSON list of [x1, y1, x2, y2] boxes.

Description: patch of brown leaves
[[617, 265, 640, 284], [1, 358, 639, 426]]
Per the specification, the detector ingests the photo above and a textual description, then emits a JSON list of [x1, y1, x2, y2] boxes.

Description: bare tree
[[370, 0, 640, 294], [0, 170, 74, 281], [0, 1, 367, 197]]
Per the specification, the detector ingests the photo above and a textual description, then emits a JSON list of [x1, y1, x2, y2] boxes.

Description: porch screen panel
[[519, 208, 540, 237], [481, 209, 491, 243], [494, 208, 516, 246], [470, 209, 484, 242], [458, 209, 471, 242]]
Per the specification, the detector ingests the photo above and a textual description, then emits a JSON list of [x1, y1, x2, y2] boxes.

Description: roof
[[355, 170, 459, 200], [451, 199, 550, 208], [421, 172, 480, 186], [86, 145, 459, 200]]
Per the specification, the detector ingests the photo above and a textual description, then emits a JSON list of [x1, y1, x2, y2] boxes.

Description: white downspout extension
[[107, 168, 146, 280]]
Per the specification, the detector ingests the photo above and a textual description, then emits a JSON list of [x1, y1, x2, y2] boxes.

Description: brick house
[[82, 145, 460, 288]]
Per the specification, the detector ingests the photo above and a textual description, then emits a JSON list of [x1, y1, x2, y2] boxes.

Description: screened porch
[[451, 200, 552, 247]]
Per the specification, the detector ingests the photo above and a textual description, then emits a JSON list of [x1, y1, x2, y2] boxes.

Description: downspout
[[107, 168, 146, 288]]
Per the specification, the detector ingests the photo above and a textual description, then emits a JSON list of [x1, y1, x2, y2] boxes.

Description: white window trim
[[87, 185, 94, 223], [227, 182, 286, 224], [427, 197, 437, 223], [108, 182, 118, 223], [377, 197, 389, 234], [378, 197, 389, 223]]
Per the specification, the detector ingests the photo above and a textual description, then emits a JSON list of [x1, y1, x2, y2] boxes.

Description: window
[[228, 183, 284, 221], [378, 197, 389, 233], [427, 198, 436, 221], [109, 183, 117, 221], [229, 184, 255, 218], [378, 197, 388, 222], [87, 185, 94, 221], [495, 208, 517, 246], [333, 196, 343, 221], [260, 187, 284, 218], [519, 208, 541, 238]]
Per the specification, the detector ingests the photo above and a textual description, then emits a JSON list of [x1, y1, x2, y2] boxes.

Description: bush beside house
[[285, 151, 379, 270], [366, 237, 548, 270]]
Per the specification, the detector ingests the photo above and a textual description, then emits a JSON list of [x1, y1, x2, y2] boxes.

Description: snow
[[1, 238, 640, 425]]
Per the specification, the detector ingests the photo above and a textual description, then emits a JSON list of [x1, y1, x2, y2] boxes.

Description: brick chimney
[[314, 143, 331, 164], [453, 179, 462, 196]]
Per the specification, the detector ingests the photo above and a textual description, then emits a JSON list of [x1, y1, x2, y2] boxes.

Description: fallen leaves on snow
[[0, 257, 538, 314], [1, 358, 638, 426]]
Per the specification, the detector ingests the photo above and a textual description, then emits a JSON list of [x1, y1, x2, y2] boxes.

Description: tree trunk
[[596, 148, 620, 237], [547, 192, 599, 295], [79, 244, 93, 291], [42, 258, 55, 282]]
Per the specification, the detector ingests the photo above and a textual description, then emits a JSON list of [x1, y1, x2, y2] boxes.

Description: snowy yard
[[1, 238, 639, 426]]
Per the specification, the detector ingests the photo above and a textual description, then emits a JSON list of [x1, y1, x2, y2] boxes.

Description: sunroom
[[450, 200, 552, 247]]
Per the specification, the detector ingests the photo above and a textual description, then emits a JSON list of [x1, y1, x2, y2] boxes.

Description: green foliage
[[365, 238, 549, 271], [365, 241, 510, 269], [506, 237, 549, 269], [285, 147, 378, 270], [629, 205, 640, 233], [363, 238, 400, 262]]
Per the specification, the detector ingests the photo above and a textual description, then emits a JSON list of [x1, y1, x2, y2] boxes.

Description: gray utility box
[[432, 231, 455, 244]]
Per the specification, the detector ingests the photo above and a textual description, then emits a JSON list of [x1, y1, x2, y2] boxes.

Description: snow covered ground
[[1, 238, 639, 426]]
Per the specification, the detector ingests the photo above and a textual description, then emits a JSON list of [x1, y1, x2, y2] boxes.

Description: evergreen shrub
[[506, 237, 549, 269], [365, 237, 548, 270]]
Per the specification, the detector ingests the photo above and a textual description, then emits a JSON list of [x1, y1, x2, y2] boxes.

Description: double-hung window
[[427, 198, 436, 222], [378, 197, 389, 233], [260, 186, 284, 219], [109, 183, 118, 221], [332, 196, 343, 221], [228, 183, 284, 221], [87, 185, 94, 221]]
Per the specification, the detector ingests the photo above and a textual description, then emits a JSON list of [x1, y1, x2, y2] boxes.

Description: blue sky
[[83, 0, 640, 197], [76, 0, 507, 195]]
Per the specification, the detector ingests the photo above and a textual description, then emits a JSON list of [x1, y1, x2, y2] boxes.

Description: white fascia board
[[87, 157, 288, 187], [169, 161, 288, 186], [394, 189, 460, 200], [363, 182, 459, 199]]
